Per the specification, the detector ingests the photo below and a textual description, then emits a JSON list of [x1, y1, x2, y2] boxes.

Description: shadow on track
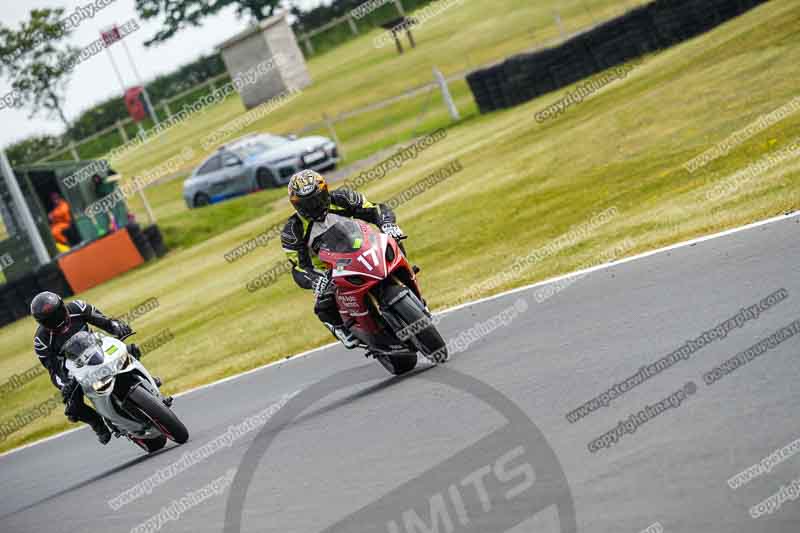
[[273, 362, 436, 433], [0, 442, 181, 520], [2, 362, 436, 520]]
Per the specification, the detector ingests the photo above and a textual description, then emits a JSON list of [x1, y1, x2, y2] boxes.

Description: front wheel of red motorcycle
[[384, 285, 448, 363]]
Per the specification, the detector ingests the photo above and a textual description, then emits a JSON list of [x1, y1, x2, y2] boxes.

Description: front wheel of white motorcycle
[[127, 387, 189, 444], [130, 434, 167, 453]]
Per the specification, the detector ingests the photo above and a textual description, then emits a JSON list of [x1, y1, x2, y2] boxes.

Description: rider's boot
[[325, 322, 359, 349], [69, 392, 111, 444], [106, 420, 122, 438], [92, 420, 112, 445]]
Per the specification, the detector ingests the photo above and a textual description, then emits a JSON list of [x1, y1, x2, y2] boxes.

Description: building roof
[[217, 10, 289, 51]]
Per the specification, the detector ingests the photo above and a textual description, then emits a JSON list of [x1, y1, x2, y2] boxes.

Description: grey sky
[[0, 0, 328, 149]]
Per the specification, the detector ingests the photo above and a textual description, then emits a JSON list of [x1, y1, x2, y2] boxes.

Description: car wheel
[[194, 193, 210, 208], [257, 168, 278, 189]]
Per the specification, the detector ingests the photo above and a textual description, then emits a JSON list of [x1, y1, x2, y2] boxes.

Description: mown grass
[[125, 79, 479, 246], [1, 0, 798, 453], [113, 0, 644, 223], [159, 189, 280, 251]]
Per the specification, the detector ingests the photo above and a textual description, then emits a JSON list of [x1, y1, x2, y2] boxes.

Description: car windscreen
[[233, 136, 289, 157], [233, 143, 269, 158], [259, 135, 290, 149]]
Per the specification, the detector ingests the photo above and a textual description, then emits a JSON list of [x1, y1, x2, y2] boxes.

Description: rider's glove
[[61, 377, 79, 406], [312, 274, 331, 300], [110, 320, 132, 339], [380, 223, 405, 240]]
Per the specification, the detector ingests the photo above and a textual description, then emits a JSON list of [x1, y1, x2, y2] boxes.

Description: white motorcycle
[[63, 330, 188, 452]]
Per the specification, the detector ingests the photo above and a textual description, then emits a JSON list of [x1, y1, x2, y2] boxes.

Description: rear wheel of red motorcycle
[[385, 286, 448, 363]]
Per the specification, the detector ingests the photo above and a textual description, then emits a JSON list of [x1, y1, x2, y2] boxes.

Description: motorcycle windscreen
[[63, 332, 105, 366], [316, 216, 365, 253]]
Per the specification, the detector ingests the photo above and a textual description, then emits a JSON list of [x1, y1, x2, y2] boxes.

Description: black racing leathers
[[33, 300, 117, 428], [281, 189, 397, 327], [281, 189, 396, 289]]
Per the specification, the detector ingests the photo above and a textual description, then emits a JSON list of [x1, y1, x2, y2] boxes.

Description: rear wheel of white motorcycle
[[384, 285, 448, 364], [127, 387, 189, 444]]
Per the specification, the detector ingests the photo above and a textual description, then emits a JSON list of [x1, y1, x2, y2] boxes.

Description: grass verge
[[0, 0, 798, 453]]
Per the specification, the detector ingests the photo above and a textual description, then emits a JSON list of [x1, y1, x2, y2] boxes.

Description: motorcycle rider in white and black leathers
[[31, 291, 137, 444]]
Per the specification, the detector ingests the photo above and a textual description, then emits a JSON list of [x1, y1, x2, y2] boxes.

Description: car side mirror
[[287, 134, 298, 141], [223, 157, 242, 167]]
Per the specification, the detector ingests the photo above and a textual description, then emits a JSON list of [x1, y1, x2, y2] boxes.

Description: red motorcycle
[[316, 214, 448, 375]]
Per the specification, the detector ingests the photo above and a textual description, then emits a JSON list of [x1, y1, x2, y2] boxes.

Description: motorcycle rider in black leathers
[[281, 169, 406, 348], [31, 291, 137, 444]]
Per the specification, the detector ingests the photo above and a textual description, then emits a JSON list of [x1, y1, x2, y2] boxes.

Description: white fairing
[[65, 334, 164, 438]]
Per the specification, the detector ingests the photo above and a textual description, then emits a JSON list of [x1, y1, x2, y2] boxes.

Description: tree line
[[1, 0, 435, 166]]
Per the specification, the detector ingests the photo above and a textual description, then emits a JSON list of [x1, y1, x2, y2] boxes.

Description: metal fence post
[[347, 14, 359, 35], [433, 67, 460, 121], [162, 101, 172, 120], [116, 121, 129, 143], [0, 150, 49, 266], [554, 9, 566, 40], [303, 35, 315, 56], [137, 187, 156, 226], [322, 113, 345, 161], [69, 141, 80, 161]]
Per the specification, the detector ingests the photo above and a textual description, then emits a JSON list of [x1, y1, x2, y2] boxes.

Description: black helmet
[[30, 291, 70, 331], [288, 169, 330, 221]]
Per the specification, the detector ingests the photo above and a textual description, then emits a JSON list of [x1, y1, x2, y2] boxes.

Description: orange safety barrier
[[57, 228, 144, 294]]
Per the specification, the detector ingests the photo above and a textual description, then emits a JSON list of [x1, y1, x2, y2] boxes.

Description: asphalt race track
[[2, 214, 799, 533]]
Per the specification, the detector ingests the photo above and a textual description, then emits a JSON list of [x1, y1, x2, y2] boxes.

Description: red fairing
[[318, 221, 420, 336]]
